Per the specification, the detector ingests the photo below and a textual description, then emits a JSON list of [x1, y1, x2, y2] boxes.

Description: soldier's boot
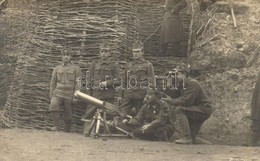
[[175, 113, 192, 144], [248, 131, 258, 146], [155, 129, 169, 142], [64, 120, 72, 133], [158, 44, 168, 56], [51, 112, 60, 131]]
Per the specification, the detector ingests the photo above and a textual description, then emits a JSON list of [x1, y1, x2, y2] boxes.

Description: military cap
[[174, 63, 190, 74], [61, 48, 72, 56], [133, 40, 144, 51], [100, 42, 111, 50], [146, 87, 164, 97]]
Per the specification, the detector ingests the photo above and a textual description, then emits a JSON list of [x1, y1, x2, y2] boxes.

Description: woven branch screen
[[2, 0, 192, 131]]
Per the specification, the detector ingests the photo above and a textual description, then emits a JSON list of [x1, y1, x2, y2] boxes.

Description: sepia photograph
[[0, 0, 259, 160]]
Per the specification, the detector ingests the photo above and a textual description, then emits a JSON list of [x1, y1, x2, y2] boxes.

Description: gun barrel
[[74, 91, 104, 107], [74, 91, 128, 118]]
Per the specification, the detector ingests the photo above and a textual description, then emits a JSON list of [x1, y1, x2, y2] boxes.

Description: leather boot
[[64, 120, 72, 133], [175, 113, 192, 144], [158, 44, 168, 56], [249, 131, 258, 146], [155, 129, 169, 142], [51, 112, 60, 131]]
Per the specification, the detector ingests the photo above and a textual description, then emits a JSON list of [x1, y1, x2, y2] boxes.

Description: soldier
[[118, 40, 155, 116], [49, 49, 81, 132], [159, 0, 187, 57], [83, 43, 119, 119], [162, 63, 212, 144], [249, 72, 260, 146], [124, 88, 174, 141]]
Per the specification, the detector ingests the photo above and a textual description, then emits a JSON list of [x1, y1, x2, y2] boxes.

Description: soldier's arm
[[50, 67, 57, 99], [134, 104, 146, 124], [171, 81, 200, 106], [106, 62, 120, 87], [147, 62, 156, 88], [172, 0, 187, 14], [87, 62, 95, 94], [148, 103, 169, 129], [74, 66, 82, 91]]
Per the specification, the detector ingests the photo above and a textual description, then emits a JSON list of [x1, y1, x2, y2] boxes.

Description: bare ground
[[0, 128, 259, 161]]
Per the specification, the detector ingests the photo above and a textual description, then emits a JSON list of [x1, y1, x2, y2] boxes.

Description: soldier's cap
[[146, 88, 164, 97], [173, 63, 190, 74], [100, 42, 111, 50], [133, 40, 144, 51], [61, 48, 72, 56]]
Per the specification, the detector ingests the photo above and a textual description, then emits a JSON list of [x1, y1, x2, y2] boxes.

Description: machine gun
[[74, 91, 133, 138]]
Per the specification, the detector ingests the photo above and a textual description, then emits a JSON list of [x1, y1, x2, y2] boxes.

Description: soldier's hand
[[72, 97, 79, 104], [128, 118, 138, 125], [100, 81, 107, 88], [141, 124, 151, 132], [117, 97, 123, 105], [161, 94, 173, 103], [122, 119, 128, 124]]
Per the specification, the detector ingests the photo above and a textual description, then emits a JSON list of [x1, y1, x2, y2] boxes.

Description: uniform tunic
[[131, 100, 174, 140], [50, 63, 81, 100], [160, 0, 187, 44], [170, 78, 212, 116], [120, 58, 155, 115]]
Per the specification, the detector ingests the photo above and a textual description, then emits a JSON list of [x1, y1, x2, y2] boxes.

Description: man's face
[[132, 49, 143, 60], [100, 48, 110, 60], [62, 53, 71, 64], [144, 92, 156, 104], [176, 71, 186, 86]]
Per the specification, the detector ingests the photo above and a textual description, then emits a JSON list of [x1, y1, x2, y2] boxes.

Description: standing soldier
[[119, 40, 155, 116], [249, 72, 260, 146], [83, 43, 119, 119], [159, 0, 187, 57], [162, 63, 212, 144], [124, 88, 174, 141], [49, 49, 81, 132]]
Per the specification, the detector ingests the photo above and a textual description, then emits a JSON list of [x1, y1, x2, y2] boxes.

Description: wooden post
[[228, 0, 237, 28]]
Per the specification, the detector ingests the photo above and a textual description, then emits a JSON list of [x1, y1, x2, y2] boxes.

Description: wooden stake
[[230, 7, 237, 28]]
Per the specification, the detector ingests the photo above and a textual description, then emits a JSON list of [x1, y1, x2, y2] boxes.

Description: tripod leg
[[103, 121, 111, 135], [95, 118, 101, 138], [85, 119, 96, 137], [103, 112, 111, 135], [114, 126, 134, 138]]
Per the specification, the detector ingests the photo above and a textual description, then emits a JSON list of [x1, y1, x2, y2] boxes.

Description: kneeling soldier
[[162, 63, 212, 144], [125, 88, 174, 141]]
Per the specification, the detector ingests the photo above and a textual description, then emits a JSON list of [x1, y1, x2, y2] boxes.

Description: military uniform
[[160, 0, 187, 57], [249, 72, 260, 146], [84, 59, 119, 119], [49, 63, 81, 132], [129, 100, 174, 141], [120, 58, 155, 116], [166, 77, 212, 144]]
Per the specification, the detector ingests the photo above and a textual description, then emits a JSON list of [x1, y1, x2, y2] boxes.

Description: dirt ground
[[0, 128, 259, 161]]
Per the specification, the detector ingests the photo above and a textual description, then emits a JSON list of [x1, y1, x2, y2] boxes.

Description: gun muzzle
[[74, 91, 104, 107]]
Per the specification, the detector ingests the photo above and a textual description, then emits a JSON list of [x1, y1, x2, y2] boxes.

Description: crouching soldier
[[162, 63, 212, 144], [124, 88, 174, 141]]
